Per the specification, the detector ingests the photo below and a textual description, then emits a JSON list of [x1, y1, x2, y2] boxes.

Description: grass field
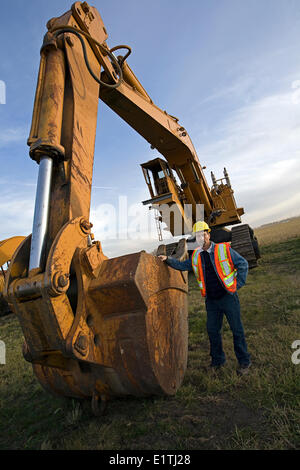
[[254, 215, 300, 246], [0, 219, 299, 450]]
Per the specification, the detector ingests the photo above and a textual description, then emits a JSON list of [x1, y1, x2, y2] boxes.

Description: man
[[158, 221, 251, 375]]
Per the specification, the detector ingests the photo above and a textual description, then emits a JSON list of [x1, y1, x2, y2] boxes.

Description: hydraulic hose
[[50, 25, 123, 89]]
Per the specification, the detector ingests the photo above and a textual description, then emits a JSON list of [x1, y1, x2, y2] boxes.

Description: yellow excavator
[[0, 237, 25, 316], [4, 2, 259, 414]]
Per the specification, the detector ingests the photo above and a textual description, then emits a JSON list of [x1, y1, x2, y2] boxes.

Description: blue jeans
[[205, 292, 250, 366]]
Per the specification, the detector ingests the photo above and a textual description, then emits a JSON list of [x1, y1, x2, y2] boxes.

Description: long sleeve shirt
[[165, 241, 248, 293]]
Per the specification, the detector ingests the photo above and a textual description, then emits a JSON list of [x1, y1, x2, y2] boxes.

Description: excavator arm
[[100, 62, 244, 229], [28, 0, 249, 251], [4, 2, 189, 412], [4, 1, 259, 412], [93, 10, 257, 265], [97, 22, 258, 266]]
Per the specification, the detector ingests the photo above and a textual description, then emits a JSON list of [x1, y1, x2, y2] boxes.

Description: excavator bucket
[[33, 252, 189, 402], [0, 236, 25, 316], [5, 220, 188, 410], [0, 236, 26, 267]]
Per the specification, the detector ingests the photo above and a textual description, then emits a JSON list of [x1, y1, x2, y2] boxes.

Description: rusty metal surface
[[0, 236, 26, 316], [86, 252, 188, 396], [4, 2, 190, 406], [27, 4, 104, 254], [0, 236, 26, 267], [5, 216, 188, 401]]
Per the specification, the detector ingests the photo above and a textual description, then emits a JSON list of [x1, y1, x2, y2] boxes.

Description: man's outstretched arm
[[158, 255, 193, 272]]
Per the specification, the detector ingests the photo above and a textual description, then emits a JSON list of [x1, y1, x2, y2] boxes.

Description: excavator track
[[231, 224, 258, 269]]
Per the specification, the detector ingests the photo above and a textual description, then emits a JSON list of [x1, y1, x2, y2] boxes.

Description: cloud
[[90, 197, 158, 239], [0, 193, 33, 240], [0, 127, 27, 147], [3, 82, 299, 252], [0, 178, 36, 188], [246, 191, 300, 228], [196, 82, 300, 227], [89, 191, 181, 257], [100, 238, 160, 258], [197, 74, 256, 107], [0, 188, 162, 258], [92, 186, 118, 190]]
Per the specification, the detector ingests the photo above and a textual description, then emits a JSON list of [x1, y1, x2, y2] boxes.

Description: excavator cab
[[141, 159, 190, 259], [155, 168, 169, 195], [141, 158, 190, 238], [141, 158, 181, 204]]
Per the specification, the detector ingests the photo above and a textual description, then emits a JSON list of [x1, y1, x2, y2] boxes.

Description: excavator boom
[[4, 1, 259, 413], [4, 2, 189, 412]]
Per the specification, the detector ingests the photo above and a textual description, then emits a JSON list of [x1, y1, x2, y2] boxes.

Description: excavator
[[4, 2, 259, 414]]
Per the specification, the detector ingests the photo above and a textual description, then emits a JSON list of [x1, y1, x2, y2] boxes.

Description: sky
[[1, 0, 300, 258]]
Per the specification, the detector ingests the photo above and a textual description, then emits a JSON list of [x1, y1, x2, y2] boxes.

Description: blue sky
[[1, 0, 300, 257]]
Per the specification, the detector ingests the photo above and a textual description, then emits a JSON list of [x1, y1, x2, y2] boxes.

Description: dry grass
[[0, 219, 299, 450], [254, 215, 300, 246]]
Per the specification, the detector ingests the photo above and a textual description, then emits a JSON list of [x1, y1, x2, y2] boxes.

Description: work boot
[[237, 363, 251, 376]]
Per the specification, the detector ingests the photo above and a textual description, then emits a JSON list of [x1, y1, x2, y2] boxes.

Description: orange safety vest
[[191, 243, 237, 297]]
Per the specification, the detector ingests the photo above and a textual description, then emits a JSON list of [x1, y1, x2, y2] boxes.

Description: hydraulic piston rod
[[29, 156, 53, 272]]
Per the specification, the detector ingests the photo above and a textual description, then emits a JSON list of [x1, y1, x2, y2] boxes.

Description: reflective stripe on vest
[[191, 243, 237, 296], [191, 248, 206, 297], [214, 243, 237, 293]]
